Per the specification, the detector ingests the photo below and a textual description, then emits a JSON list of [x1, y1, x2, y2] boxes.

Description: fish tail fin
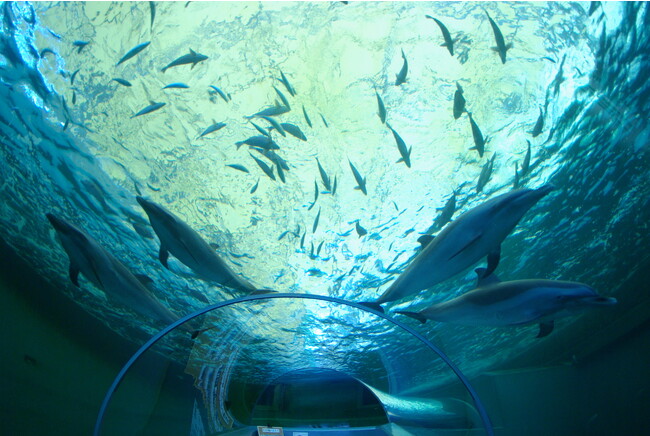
[[396, 311, 427, 324], [359, 302, 384, 313]]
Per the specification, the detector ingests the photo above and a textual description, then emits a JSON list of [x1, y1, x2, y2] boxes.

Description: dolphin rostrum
[[46, 213, 180, 325], [136, 197, 258, 293], [397, 268, 617, 338], [365, 184, 554, 309]]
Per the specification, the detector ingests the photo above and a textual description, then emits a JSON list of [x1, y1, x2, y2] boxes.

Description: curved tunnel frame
[[93, 293, 495, 436]]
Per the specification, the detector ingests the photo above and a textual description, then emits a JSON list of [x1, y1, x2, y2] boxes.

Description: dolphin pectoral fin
[[359, 302, 384, 313], [537, 321, 554, 338], [484, 245, 502, 278], [69, 264, 80, 286], [396, 311, 427, 324], [417, 234, 435, 248], [448, 232, 482, 261], [134, 273, 154, 288], [159, 245, 170, 269]]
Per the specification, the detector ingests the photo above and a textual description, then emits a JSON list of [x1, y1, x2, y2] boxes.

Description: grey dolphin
[[398, 268, 617, 338], [46, 213, 180, 325], [366, 184, 554, 308], [135, 197, 258, 293]]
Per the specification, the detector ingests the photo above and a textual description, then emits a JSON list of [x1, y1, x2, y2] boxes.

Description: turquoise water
[[1, 1, 649, 434]]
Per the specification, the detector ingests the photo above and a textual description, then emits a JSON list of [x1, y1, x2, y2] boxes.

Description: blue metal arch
[[93, 293, 494, 436]]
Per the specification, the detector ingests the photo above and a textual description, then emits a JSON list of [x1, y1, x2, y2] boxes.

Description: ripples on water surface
[[0, 1, 648, 395]]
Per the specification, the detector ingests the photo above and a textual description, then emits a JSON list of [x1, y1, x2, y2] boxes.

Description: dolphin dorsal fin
[[209, 242, 220, 250], [417, 234, 435, 248], [475, 267, 500, 287]]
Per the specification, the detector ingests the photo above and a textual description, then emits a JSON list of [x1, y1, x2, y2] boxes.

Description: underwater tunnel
[[94, 294, 492, 435]]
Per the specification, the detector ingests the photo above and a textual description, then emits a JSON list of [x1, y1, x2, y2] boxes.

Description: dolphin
[[161, 48, 207, 73], [135, 197, 258, 293], [397, 268, 617, 338], [46, 213, 180, 326], [365, 184, 554, 309]]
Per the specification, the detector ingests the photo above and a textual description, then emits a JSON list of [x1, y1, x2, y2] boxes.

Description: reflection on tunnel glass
[[95, 295, 493, 435]]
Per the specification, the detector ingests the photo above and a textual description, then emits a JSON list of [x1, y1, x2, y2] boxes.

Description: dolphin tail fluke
[[396, 311, 427, 324], [359, 302, 384, 313], [537, 320, 554, 338]]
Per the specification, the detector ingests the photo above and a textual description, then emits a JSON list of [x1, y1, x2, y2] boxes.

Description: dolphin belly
[[375, 186, 553, 305]]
